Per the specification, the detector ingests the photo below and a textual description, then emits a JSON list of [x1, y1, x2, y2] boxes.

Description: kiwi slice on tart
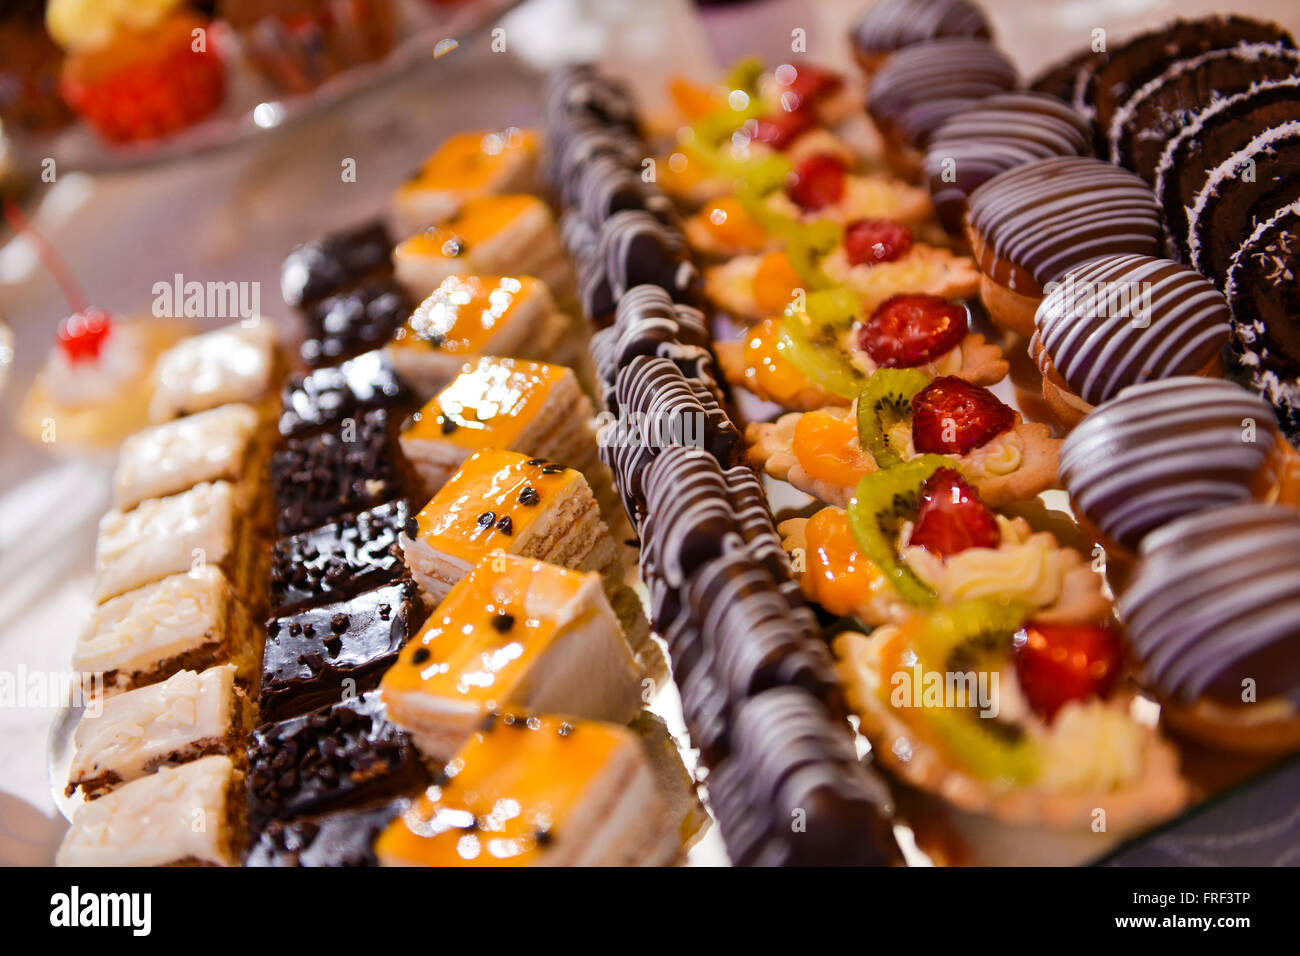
[[856, 367, 930, 468], [778, 312, 866, 400], [847, 454, 950, 605]]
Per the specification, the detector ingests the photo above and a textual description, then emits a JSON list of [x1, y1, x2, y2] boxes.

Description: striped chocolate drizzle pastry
[[868, 38, 1018, 148], [1060, 377, 1277, 551], [852, 0, 990, 54], [1120, 504, 1300, 702], [1033, 252, 1230, 405], [966, 156, 1163, 296], [925, 91, 1091, 233]]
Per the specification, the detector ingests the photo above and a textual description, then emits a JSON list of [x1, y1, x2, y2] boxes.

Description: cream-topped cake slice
[[381, 554, 642, 762], [66, 664, 252, 799], [113, 403, 263, 512], [73, 566, 256, 695], [148, 323, 277, 423], [375, 714, 679, 866], [56, 755, 244, 867]]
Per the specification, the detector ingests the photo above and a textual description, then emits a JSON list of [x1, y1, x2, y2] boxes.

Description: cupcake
[[219, 0, 395, 95], [1121, 504, 1300, 755], [924, 92, 1091, 236], [964, 157, 1163, 341], [850, 0, 991, 77], [47, 0, 226, 143], [0, 0, 74, 133], [1059, 378, 1300, 582], [1031, 253, 1230, 430], [866, 38, 1018, 180]]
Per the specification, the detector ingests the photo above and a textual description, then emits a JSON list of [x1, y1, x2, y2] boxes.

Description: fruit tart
[[834, 598, 1189, 863], [16, 309, 189, 451], [781, 462, 1111, 628], [715, 290, 1006, 411], [747, 368, 1058, 508]]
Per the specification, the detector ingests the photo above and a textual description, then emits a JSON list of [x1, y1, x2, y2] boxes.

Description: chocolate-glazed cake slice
[[247, 693, 425, 831], [245, 799, 406, 866], [1108, 43, 1300, 182], [1089, 15, 1294, 153], [270, 500, 409, 614], [271, 407, 402, 535], [258, 581, 420, 723], [1154, 78, 1300, 261], [1225, 198, 1300, 441], [300, 279, 412, 369], [278, 349, 411, 439], [281, 220, 394, 310], [1187, 123, 1300, 286]]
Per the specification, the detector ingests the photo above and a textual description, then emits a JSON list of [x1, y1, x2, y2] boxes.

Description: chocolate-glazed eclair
[[850, 0, 991, 76], [1153, 77, 1300, 262], [867, 37, 1018, 180], [1031, 253, 1230, 429], [965, 157, 1163, 338], [925, 91, 1091, 235], [1106, 43, 1300, 184], [1120, 504, 1300, 755], [1060, 377, 1300, 565]]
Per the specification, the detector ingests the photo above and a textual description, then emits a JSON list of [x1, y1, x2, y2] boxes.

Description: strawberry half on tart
[[747, 369, 1058, 508], [716, 291, 1007, 411], [780, 462, 1110, 628], [833, 597, 1189, 865]]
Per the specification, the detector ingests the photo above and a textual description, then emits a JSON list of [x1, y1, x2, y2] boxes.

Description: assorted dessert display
[[38, 0, 1300, 866]]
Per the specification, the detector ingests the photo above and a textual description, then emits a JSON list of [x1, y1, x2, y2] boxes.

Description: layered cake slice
[[299, 279, 411, 368], [375, 713, 680, 866], [148, 323, 278, 423], [258, 580, 420, 723], [270, 408, 404, 536], [278, 349, 411, 439], [65, 664, 252, 800], [398, 357, 602, 499], [245, 799, 406, 867], [393, 196, 572, 302], [380, 554, 642, 762], [280, 220, 394, 311], [112, 403, 265, 513], [93, 480, 256, 604], [56, 755, 244, 866], [73, 566, 258, 696], [247, 692, 426, 832], [270, 499, 409, 614], [399, 448, 620, 604], [385, 275, 574, 398], [392, 128, 541, 233]]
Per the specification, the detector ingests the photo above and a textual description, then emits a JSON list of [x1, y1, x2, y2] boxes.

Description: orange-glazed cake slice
[[375, 714, 679, 866], [393, 196, 571, 301], [399, 357, 598, 497], [393, 129, 540, 233], [399, 448, 619, 604], [381, 554, 641, 761]]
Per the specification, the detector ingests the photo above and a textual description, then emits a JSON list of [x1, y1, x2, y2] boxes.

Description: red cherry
[[776, 62, 843, 109], [1013, 621, 1125, 721], [844, 219, 914, 266], [57, 308, 114, 363], [911, 376, 1015, 455], [857, 294, 967, 367], [908, 467, 1000, 558], [786, 153, 846, 211], [752, 108, 815, 150]]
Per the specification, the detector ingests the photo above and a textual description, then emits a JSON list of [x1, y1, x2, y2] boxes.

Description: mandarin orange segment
[[801, 507, 889, 616], [670, 76, 725, 119], [752, 251, 804, 316], [792, 409, 874, 487], [699, 198, 769, 251]]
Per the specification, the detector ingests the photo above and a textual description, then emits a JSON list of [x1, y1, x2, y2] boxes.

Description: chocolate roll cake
[[1154, 77, 1300, 261], [1187, 122, 1300, 287], [925, 92, 1091, 235], [1087, 15, 1294, 154], [1029, 47, 1103, 107], [1107, 43, 1300, 183], [867, 38, 1018, 176], [1032, 253, 1230, 427], [1060, 378, 1286, 554], [1120, 504, 1300, 754], [965, 156, 1163, 336], [1225, 197, 1300, 442], [851, 0, 991, 74]]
